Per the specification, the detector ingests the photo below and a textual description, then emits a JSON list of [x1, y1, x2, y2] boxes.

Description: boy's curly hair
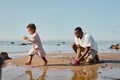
[[27, 23, 36, 30]]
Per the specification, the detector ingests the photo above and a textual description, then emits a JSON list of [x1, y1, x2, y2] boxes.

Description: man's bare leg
[[72, 43, 77, 53]]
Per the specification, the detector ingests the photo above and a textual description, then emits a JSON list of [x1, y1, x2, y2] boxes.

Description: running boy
[[23, 23, 47, 65]]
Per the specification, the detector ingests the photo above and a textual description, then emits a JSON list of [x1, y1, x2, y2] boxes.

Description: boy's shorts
[[82, 49, 97, 60], [28, 48, 46, 57]]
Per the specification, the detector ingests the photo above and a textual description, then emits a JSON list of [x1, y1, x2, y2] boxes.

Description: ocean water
[[0, 40, 120, 58]]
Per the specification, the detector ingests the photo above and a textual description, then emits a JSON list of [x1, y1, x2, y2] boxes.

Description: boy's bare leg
[[41, 57, 47, 66], [25, 55, 33, 65]]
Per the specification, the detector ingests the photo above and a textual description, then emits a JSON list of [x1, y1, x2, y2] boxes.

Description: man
[[72, 27, 99, 64]]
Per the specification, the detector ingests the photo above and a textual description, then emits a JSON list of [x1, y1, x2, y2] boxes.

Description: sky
[[0, 0, 120, 41]]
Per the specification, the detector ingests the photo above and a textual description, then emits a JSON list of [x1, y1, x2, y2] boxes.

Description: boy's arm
[[78, 47, 90, 62], [23, 36, 33, 42]]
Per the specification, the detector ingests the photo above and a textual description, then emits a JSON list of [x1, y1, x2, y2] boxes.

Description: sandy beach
[[1, 52, 120, 80]]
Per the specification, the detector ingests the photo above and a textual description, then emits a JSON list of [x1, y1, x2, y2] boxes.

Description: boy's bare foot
[[25, 62, 31, 65]]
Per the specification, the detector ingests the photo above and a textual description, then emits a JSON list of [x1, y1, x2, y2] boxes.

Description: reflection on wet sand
[[71, 66, 98, 80], [38, 68, 46, 80], [25, 67, 47, 80], [24, 64, 99, 80], [25, 66, 98, 80]]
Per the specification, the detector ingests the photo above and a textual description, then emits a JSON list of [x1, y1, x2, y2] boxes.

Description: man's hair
[[27, 23, 36, 30], [74, 27, 83, 32]]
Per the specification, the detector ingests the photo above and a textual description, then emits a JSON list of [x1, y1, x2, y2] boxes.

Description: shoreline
[[7, 51, 120, 59], [2, 52, 120, 80], [8, 52, 120, 68]]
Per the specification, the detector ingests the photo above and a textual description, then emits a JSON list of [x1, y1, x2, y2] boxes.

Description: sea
[[0, 40, 120, 58]]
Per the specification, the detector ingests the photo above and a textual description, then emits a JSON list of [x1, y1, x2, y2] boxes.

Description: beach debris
[[110, 66, 113, 69], [62, 41, 66, 44], [19, 43, 28, 45], [27, 43, 32, 45], [19, 43, 31, 45], [98, 71, 101, 74], [101, 64, 108, 68], [10, 42, 15, 44], [109, 44, 120, 49], [56, 44, 60, 46], [0, 52, 12, 60]]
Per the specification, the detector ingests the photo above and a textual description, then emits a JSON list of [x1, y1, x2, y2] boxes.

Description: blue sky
[[0, 0, 120, 41]]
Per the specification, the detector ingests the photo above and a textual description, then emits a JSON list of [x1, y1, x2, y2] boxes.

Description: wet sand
[[2, 52, 120, 80]]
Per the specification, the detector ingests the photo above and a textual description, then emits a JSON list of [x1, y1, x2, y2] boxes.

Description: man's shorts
[[28, 48, 46, 57], [82, 49, 97, 60]]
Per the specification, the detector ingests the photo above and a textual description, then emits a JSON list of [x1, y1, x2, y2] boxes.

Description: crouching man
[[72, 27, 99, 64]]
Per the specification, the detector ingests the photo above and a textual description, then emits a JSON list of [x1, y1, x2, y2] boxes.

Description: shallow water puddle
[[97, 67, 120, 80], [2, 64, 120, 80]]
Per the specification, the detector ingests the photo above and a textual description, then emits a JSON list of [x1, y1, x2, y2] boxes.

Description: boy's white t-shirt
[[30, 32, 43, 49], [74, 33, 98, 51], [28, 32, 46, 57]]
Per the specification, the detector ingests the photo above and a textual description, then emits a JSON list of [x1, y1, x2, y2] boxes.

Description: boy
[[23, 23, 47, 65]]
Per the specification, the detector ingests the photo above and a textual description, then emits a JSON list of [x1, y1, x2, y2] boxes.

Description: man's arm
[[78, 47, 90, 62]]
